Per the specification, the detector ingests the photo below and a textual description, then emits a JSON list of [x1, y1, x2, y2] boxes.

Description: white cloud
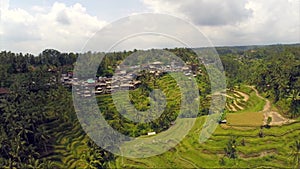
[[82, 13, 215, 53], [143, 0, 253, 26], [0, 0, 9, 11], [31, 5, 46, 13], [0, 0, 299, 55], [0, 0, 107, 55], [142, 0, 300, 46]]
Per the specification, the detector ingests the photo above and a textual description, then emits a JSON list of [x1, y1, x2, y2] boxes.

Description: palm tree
[[224, 136, 238, 159], [34, 125, 50, 153], [290, 140, 300, 168]]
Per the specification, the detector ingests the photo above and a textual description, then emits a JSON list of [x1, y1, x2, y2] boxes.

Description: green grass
[[111, 117, 300, 168], [237, 86, 266, 113], [227, 112, 263, 126], [42, 118, 92, 168], [120, 118, 196, 158], [23, 73, 297, 168], [237, 85, 253, 95], [109, 85, 299, 168], [224, 85, 265, 127]]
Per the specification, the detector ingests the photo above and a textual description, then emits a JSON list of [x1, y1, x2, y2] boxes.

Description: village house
[[0, 88, 10, 96], [61, 60, 201, 96]]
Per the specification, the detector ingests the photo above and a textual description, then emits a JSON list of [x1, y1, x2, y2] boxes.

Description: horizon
[[0, 0, 299, 55], [1, 42, 299, 56]]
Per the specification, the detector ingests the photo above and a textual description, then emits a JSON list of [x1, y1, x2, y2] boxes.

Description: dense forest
[[0, 44, 299, 168], [220, 44, 300, 117]]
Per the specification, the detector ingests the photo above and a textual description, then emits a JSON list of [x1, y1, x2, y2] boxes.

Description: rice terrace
[[110, 85, 300, 168], [0, 43, 300, 168], [0, 1, 299, 167]]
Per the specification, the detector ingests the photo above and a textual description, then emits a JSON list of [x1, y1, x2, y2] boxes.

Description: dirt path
[[234, 90, 249, 102], [238, 149, 277, 159], [228, 103, 237, 111], [247, 86, 294, 126], [248, 86, 270, 112], [217, 90, 249, 112], [233, 100, 244, 110], [223, 94, 234, 99]]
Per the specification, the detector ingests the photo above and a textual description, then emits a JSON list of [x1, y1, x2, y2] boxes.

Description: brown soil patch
[[233, 100, 244, 110], [234, 90, 249, 102], [248, 86, 295, 126], [238, 149, 277, 159], [220, 124, 257, 130]]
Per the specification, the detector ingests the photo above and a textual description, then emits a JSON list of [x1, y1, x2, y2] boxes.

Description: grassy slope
[[112, 117, 300, 168], [41, 116, 91, 168], [226, 86, 265, 127], [110, 85, 300, 168]]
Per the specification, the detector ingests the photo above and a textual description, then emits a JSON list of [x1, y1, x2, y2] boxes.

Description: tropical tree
[[224, 137, 238, 159], [290, 140, 300, 168]]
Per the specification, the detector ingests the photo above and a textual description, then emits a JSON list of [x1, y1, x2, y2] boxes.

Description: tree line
[[0, 44, 299, 167]]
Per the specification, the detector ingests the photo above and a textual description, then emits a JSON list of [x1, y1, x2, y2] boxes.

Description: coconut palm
[[224, 136, 238, 159], [290, 140, 300, 168]]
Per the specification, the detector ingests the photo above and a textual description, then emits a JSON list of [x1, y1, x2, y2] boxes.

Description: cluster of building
[[0, 88, 10, 96], [60, 72, 142, 97], [61, 61, 201, 97]]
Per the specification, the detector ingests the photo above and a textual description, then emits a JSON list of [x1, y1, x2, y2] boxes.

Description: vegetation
[[224, 136, 238, 159], [290, 140, 300, 168], [266, 117, 272, 127], [112, 117, 300, 168], [0, 50, 113, 168], [0, 44, 299, 168]]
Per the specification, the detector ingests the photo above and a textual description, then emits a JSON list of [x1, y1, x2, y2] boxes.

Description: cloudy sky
[[0, 0, 299, 55]]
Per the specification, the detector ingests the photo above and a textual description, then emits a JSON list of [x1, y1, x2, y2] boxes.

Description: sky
[[0, 0, 299, 55]]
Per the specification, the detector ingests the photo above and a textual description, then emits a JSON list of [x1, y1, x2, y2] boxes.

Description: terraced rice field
[[111, 116, 300, 168], [109, 85, 299, 168], [42, 83, 298, 168], [41, 116, 92, 168]]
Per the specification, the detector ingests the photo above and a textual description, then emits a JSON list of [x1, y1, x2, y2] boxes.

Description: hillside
[[111, 85, 300, 168], [0, 44, 299, 168]]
